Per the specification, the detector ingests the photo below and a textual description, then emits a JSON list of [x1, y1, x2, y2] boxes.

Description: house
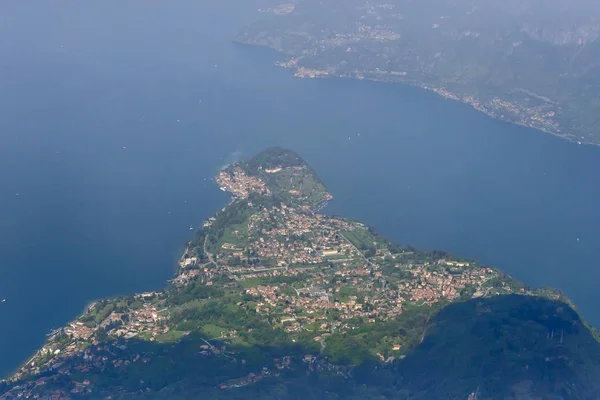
[[322, 249, 339, 257]]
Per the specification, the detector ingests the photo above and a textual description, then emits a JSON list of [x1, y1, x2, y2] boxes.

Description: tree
[[96, 328, 109, 342]]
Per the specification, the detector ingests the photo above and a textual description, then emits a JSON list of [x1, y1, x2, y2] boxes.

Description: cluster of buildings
[[481, 97, 559, 132], [426, 87, 562, 140], [108, 302, 168, 340], [221, 203, 359, 266], [1, 161, 530, 399], [404, 261, 498, 303], [219, 369, 272, 390], [208, 170, 517, 342], [171, 268, 200, 286], [236, 253, 518, 339], [243, 276, 393, 336], [294, 68, 330, 79], [1, 338, 171, 400], [355, 23, 401, 41], [63, 322, 94, 341], [257, 3, 295, 15], [2, 331, 246, 399], [405, 72, 566, 140], [218, 357, 293, 390], [216, 167, 270, 199], [1, 384, 70, 400], [7, 295, 169, 390]]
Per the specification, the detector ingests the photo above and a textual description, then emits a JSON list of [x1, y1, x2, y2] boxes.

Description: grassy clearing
[[238, 277, 268, 288], [202, 323, 227, 338], [342, 229, 377, 250], [156, 330, 187, 343]]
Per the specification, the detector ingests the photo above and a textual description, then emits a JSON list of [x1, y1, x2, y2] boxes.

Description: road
[[339, 233, 378, 269], [203, 234, 216, 266]]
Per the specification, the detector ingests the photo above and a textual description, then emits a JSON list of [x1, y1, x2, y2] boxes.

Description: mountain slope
[[390, 295, 600, 399]]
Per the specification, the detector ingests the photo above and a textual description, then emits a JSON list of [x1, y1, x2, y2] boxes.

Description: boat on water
[[1, 299, 6, 303]]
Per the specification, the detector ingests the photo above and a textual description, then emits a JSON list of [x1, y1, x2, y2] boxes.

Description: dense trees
[[167, 280, 225, 306]]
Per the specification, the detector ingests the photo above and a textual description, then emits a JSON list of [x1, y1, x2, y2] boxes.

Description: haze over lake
[[2, 0, 600, 377]]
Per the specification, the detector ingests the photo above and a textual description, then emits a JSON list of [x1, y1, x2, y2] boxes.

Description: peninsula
[[3, 148, 600, 399]]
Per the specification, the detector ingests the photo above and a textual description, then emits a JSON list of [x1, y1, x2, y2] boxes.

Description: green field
[[156, 330, 187, 343], [202, 323, 227, 338]]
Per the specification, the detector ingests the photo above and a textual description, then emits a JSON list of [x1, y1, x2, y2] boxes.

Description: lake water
[[2, 0, 600, 377]]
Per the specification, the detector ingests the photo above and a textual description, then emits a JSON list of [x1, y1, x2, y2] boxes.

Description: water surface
[[1, 0, 600, 377]]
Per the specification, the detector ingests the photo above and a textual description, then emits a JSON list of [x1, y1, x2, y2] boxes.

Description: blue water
[[2, 0, 600, 377]]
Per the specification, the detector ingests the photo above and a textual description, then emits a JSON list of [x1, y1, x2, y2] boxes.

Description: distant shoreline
[[236, 40, 594, 148]]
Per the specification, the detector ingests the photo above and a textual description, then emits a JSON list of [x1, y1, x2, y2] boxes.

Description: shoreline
[[3, 149, 597, 397], [292, 69, 587, 146], [237, 40, 593, 147]]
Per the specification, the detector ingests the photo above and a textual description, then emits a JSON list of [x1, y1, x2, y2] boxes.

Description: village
[[227, 202, 359, 265], [1, 157, 530, 399], [216, 167, 270, 199], [237, 256, 513, 337], [178, 161, 522, 341]]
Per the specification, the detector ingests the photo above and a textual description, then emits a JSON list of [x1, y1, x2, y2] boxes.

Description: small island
[[2, 148, 600, 400]]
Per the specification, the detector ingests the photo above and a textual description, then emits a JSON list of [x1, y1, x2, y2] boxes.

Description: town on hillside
[[1, 150, 562, 400]]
